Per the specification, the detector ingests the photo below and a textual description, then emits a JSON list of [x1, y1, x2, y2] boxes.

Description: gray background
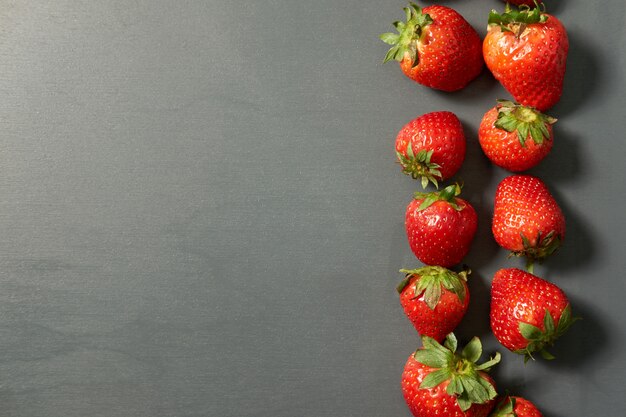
[[0, 0, 623, 416]]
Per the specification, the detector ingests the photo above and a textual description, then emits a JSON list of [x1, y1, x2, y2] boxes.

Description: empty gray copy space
[[0, 1, 624, 416]]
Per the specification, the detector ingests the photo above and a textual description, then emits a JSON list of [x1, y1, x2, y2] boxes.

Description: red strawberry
[[490, 268, 578, 361], [396, 111, 466, 187], [492, 175, 564, 270], [483, 5, 568, 111], [479, 101, 556, 172], [402, 334, 501, 417], [381, 3, 483, 92], [490, 396, 543, 417], [397, 266, 470, 342], [406, 184, 477, 267]]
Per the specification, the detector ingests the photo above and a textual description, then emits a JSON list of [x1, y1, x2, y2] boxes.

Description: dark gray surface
[[0, 0, 623, 416]]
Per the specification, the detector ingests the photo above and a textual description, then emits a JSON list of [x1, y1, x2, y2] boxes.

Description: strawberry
[[380, 3, 483, 92], [490, 396, 543, 417], [492, 175, 564, 271], [483, 4, 569, 111], [490, 268, 578, 361], [406, 184, 477, 267], [397, 266, 470, 342], [478, 100, 556, 172], [402, 334, 501, 417], [396, 111, 466, 188]]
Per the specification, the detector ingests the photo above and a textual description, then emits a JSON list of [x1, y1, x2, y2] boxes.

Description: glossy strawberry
[[483, 5, 568, 111], [402, 334, 501, 417], [381, 3, 483, 92], [490, 268, 578, 361], [396, 111, 466, 188], [479, 101, 556, 172], [492, 175, 564, 270], [406, 184, 477, 267], [490, 396, 543, 417], [397, 266, 470, 342]]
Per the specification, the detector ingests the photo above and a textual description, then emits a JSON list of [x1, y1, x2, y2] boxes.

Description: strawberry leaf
[[474, 352, 501, 371], [543, 308, 555, 334], [457, 395, 472, 412], [420, 369, 452, 389], [461, 337, 482, 363], [556, 304, 581, 336], [488, 4, 548, 37], [491, 396, 516, 417], [477, 376, 498, 399], [540, 349, 556, 360], [444, 333, 458, 353], [459, 375, 491, 404], [446, 375, 464, 396], [519, 322, 543, 340], [494, 101, 556, 148], [379, 32, 399, 45], [397, 144, 442, 188], [423, 282, 442, 310], [414, 349, 450, 369], [380, 3, 433, 66], [515, 304, 579, 361], [414, 183, 463, 211], [397, 266, 470, 309], [511, 230, 563, 267], [412, 334, 500, 411]]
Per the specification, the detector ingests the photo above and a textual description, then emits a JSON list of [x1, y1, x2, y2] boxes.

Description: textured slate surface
[[0, 0, 623, 416]]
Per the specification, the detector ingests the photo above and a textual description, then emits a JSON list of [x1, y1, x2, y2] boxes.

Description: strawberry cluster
[[381, 2, 578, 417]]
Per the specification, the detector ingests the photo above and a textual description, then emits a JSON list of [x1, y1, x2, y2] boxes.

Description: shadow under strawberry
[[454, 271, 493, 341], [552, 30, 604, 117], [535, 183, 597, 273], [455, 116, 500, 271], [528, 129, 583, 183], [541, 296, 609, 370], [431, 67, 500, 103]]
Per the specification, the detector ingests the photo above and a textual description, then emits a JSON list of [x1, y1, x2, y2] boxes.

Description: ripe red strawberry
[[396, 111, 466, 187], [380, 3, 483, 92], [406, 184, 477, 267], [402, 334, 500, 417], [479, 101, 556, 172], [397, 266, 470, 342], [483, 5, 569, 111], [491, 396, 543, 417], [492, 175, 564, 270], [490, 268, 578, 361]]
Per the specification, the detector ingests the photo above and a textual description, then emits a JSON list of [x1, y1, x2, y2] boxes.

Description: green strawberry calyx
[[397, 142, 443, 189], [510, 230, 562, 273], [414, 183, 464, 211], [380, 3, 433, 67], [494, 100, 557, 148], [488, 3, 548, 38], [515, 304, 580, 362], [489, 396, 518, 417], [413, 333, 501, 411], [397, 266, 470, 310]]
